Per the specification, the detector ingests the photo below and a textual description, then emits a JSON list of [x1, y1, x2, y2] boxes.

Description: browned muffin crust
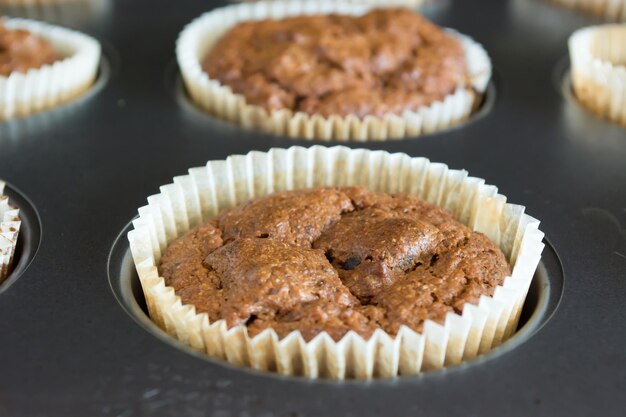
[[201, 8, 468, 118], [159, 187, 510, 342], [0, 23, 61, 77]]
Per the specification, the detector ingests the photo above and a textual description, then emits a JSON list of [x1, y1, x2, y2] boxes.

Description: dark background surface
[[0, 0, 625, 416]]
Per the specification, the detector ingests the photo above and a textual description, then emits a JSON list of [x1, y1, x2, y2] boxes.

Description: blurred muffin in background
[[0, 17, 100, 120], [569, 24, 626, 127], [0, 21, 60, 75], [177, 1, 491, 141]]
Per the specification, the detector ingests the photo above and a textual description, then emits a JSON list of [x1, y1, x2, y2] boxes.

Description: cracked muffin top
[[0, 23, 61, 77], [201, 8, 468, 118], [159, 187, 510, 341]]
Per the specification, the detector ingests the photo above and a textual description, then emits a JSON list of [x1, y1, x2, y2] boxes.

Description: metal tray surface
[[0, 0, 624, 416]]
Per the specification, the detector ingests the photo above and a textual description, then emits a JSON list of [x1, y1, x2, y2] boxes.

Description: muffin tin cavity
[[0, 183, 41, 294], [108, 219, 563, 379]]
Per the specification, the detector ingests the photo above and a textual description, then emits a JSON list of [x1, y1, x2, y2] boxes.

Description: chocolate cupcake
[[176, 1, 491, 141], [0, 17, 100, 120], [570, 24, 626, 127], [0, 181, 20, 282], [128, 146, 544, 379]]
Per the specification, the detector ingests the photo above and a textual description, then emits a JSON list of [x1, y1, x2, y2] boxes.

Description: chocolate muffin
[[130, 146, 545, 377], [202, 8, 468, 119], [0, 22, 61, 76], [177, 1, 491, 140], [159, 187, 510, 342], [0, 18, 100, 120]]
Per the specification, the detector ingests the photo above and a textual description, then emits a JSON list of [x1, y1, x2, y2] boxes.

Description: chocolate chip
[[245, 315, 258, 326], [342, 256, 361, 270]]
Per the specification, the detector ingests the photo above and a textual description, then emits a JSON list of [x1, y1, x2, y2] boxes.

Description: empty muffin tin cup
[[0, 17, 101, 121], [569, 24, 626, 128], [176, 0, 491, 141], [127, 146, 545, 380]]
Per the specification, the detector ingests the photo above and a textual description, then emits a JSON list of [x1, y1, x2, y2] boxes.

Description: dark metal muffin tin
[[0, 0, 624, 415]]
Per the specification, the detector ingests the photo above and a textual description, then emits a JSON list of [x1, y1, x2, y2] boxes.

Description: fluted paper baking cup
[[569, 24, 626, 127], [0, 181, 21, 282], [551, 0, 626, 20], [176, 1, 492, 141], [0, 17, 100, 120], [128, 146, 544, 379]]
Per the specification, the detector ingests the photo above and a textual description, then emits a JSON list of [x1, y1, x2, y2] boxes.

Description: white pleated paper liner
[[0, 17, 101, 120], [0, 181, 21, 282], [551, 0, 626, 20], [176, 0, 492, 141], [127, 146, 545, 379], [569, 24, 626, 127]]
